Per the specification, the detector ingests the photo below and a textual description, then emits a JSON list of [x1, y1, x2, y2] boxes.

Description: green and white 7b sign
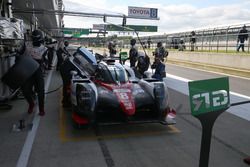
[[188, 77, 230, 116]]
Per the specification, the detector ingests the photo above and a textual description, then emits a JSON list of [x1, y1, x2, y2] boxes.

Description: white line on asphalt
[[230, 92, 250, 100], [167, 73, 191, 82], [166, 73, 250, 121], [16, 63, 54, 167], [167, 62, 250, 81]]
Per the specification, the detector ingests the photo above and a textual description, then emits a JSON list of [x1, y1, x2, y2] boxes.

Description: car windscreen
[[96, 66, 128, 84], [73, 51, 97, 75], [109, 67, 128, 83]]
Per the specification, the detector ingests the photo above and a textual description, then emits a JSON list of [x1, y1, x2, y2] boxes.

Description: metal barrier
[[137, 23, 250, 53], [177, 32, 249, 53]]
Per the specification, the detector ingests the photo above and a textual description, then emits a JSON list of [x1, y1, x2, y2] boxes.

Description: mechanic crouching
[[21, 30, 48, 116], [135, 52, 150, 78], [151, 57, 166, 81]]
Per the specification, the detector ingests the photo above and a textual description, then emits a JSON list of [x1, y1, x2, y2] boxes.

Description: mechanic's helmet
[[137, 51, 145, 58], [64, 41, 69, 47], [108, 41, 112, 46], [191, 31, 196, 36], [157, 42, 162, 47], [32, 30, 44, 46], [130, 39, 136, 46]]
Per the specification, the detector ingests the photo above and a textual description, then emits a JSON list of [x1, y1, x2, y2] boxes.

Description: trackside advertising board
[[128, 6, 158, 19], [188, 77, 230, 116], [106, 24, 157, 32], [63, 28, 89, 37]]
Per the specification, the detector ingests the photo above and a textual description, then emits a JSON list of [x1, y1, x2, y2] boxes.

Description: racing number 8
[[150, 9, 158, 18], [119, 93, 129, 100]]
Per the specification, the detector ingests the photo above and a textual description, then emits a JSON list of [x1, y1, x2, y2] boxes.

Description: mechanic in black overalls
[[129, 39, 138, 67], [45, 37, 56, 70], [21, 30, 48, 116], [108, 41, 117, 57], [151, 57, 166, 81], [56, 40, 69, 71], [237, 25, 248, 52], [154, 42, 168, 62], [136, 52, 150, 78], [59, 42, 73, 108]]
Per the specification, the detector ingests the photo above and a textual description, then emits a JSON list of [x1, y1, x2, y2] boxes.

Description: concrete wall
[[168, 51, 250, 70]]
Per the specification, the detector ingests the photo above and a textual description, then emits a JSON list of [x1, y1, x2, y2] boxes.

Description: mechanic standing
[[237, 25, 248, 52], [45, 37, 56, 70], [151, 57, 166, 81], [21, 29, 48, 116], [56, 39, 69, 71], [190, 31, 196, 51], [59, 42, 73, 108], [129, 38, 138, 67], [154, 42, 168, 62], [108, 41, 117, 57]]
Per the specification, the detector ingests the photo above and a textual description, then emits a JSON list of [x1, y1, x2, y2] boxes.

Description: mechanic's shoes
[[28, 102, 35, 114], [39, 108, 45, 116], [28, 103, 45, 116], [243, 157, 250, 165]]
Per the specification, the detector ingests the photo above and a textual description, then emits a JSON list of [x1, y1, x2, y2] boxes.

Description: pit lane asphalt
[[0, 64, 250, 167]]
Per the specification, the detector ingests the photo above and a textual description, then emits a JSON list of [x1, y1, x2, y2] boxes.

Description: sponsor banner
[[128, 6, 158, 19], [106, 24, 157, 32], [63, 28, 89, 37], [188, 77, 230, 116]]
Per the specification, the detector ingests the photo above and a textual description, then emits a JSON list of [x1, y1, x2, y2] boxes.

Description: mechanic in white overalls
[[21, 30, 48, 116]]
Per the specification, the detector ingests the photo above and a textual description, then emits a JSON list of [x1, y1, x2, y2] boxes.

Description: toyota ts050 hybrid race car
[[61, 47, 176, 127]]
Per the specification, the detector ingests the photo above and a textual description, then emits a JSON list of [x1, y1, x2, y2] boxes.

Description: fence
[[137, 23, 250, 53], [166, 32, 250, 53]]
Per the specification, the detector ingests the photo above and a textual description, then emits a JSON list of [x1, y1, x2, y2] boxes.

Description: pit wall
[[168, 51, 250, 70], [167, 51, 250, 78]]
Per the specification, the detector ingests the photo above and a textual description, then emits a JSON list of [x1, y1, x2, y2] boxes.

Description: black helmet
[[32, 30, 44, 43], [157, 42, 162, 47], [64, 41, 69, 47], [130, 39, 136, 45]]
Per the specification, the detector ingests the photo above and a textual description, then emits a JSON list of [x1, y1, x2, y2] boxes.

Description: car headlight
[[76, 85, 96, 116]]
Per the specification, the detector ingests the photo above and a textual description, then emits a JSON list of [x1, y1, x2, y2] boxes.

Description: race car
[[62, 47, 176, 127]]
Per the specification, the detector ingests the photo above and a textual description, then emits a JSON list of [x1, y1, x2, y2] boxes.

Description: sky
[[63, 0, 250, 35]]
